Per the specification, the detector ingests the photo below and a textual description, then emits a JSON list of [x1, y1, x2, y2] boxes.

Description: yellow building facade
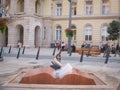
[[51, 0, 120, 47], [0, 0, 120, 48]]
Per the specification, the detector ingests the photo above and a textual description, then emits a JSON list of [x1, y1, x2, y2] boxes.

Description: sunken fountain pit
[[2, 66, 114, 90]]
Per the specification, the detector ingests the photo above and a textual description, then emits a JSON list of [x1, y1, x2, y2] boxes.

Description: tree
[[107, 20, 120, 41]]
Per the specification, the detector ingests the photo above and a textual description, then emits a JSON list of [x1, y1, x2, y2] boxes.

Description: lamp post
[[68, 0, 72, 54], [117, 23, 120, 46]]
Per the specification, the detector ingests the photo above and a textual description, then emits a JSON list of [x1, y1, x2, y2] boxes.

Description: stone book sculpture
[[20, 66, 96, 85]]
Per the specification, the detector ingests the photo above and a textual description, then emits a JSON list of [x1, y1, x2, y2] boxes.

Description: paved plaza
[[0, 47, 120, 90]]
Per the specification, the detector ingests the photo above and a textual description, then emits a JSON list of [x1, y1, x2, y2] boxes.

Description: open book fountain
[[20, 64, 96, 85]]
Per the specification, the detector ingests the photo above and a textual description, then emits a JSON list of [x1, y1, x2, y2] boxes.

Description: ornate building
[[0, 0, 120, 48]]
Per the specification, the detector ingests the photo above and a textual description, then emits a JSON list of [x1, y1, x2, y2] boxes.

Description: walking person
[[17, 40, 22, 48], [61, 42, 65, 51], [114, 43, 120, 57], [103, 43, 109, 57]]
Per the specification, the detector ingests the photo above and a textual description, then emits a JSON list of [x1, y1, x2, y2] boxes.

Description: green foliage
[[0, 24, 6, 34], [107, 20, 120, 40]]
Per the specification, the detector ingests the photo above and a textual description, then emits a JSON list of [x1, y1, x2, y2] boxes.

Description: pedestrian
[[81, 43, 85, 48], [17, 40, 22, 48], [57, 42, 61, 50], [111, 44, 115, 54], [50, 54, 62, 70], [71, 44, 76, 52], [61, 42, 65, 51], [114, 43, 120, 57], [103, 43, 109, 57]]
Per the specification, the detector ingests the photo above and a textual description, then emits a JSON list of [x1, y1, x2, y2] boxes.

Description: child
[[50, 54, 62, 70]]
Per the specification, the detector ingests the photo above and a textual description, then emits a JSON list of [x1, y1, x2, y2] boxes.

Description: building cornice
[[9, 13, 120, 21], [43, 14, 120, 20]]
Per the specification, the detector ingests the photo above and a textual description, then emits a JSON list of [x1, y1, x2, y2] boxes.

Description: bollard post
[[17, 47, 21, 59], [8, 46, 11, 54], [22, 46, 25, 54], [58, 48, 62, 55], [69, 47, 72, 56], [86, 47, 91, 57], [105, 46, 110, 64], [80, 48, 84, 62], [52, 46, 56, 56], [0, 47, 4, 61], [36, 47, 40, 60], [0, 47, 1, 57]]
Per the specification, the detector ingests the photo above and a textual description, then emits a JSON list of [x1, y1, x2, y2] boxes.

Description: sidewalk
[[0, 47, 120, 89]]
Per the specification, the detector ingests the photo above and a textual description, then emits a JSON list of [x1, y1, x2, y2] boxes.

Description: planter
[[65, 28, 73, 37]]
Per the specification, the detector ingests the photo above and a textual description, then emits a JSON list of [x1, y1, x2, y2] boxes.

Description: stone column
[[7, 25, 18, 47], [9, 0, 15, 15], [28, 27, 35, 47], [42, 20, 53, 47], [24, 0, 35, 15], [23, 26, 29, 47]]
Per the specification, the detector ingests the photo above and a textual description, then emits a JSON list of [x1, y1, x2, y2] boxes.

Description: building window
[[72, 2, 77, 16], [56, 3, 62, 16], [85, 25, 92, 41], [35, 0, 40, 14], [101, 25, 109, 41], [17, 0, 24, 12], [85, 1, 93, 15], [56, 26, 61, 41], [102, 0, 110, 14]]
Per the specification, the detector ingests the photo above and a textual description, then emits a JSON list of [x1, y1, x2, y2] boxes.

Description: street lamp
[[68, 0, 72, 54]]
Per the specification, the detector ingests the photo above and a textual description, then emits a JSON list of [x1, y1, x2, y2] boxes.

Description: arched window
[[101, 0, 110, 14], [35, 0, 40, 14], [84, 25, 92, 41], [101, 24, 109, 41], [17, 0, 24, 12], [56, 26, 61, 41], [85, 0, 93, 15]]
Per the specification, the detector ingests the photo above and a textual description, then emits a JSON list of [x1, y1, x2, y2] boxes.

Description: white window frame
[[85, 25, 92, 41], [101, 25, 109, 41], [56, 3, 62, 16], [55, 26, 61, 41], [85, 1, 93, 15], [102, 0, 110, 14]]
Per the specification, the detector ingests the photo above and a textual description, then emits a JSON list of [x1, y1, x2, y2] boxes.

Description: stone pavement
[[0, 47, 120, 90]]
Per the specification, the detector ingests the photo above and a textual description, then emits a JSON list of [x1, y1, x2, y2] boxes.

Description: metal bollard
[[105, 47, 110, 64], [52, 46, 56, 56], [0, 48, 1, 57], [0, 47, 3, 57], [22, 46, 25, 54], [8, 46, 12, 54], [80, 48, 84, 62], [69, 47, 72, 56], [86, 48, 91, 57], [0, 47, 4, 61], [58, 48, 62, 55], [17, 47, 21, 59], [36, 47, 40, 60]]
